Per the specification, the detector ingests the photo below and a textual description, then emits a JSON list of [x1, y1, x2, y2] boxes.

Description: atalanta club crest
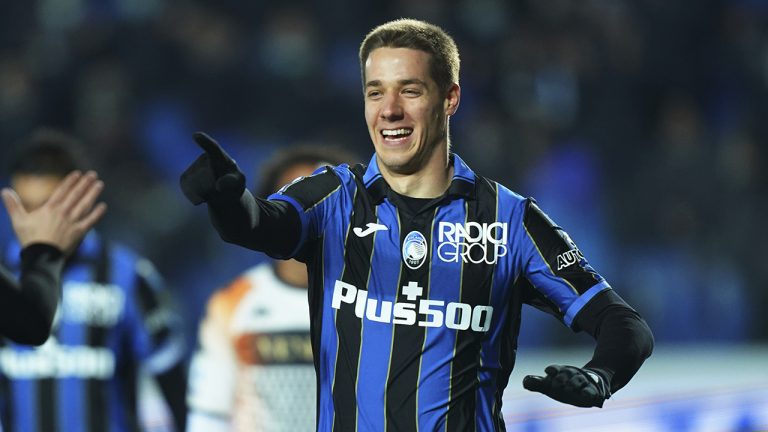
[[402, 231, 428, 269]]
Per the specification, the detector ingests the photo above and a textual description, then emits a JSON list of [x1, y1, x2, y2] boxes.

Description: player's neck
[[380, 144, 452, 199]]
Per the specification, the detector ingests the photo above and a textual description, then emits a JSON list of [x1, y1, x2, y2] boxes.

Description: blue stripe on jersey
[[60, 375, 85, 432], [318, 188, 352, 431], [10, 374, 36, 431], [563, 281, 611, 327], [475, 182, 516, 430], [357, 204, 399, 429], [480, 184, 520, 370], [417, 200, 467, 430]]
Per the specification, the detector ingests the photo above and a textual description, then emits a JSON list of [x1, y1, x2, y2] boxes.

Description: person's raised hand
[[179, 132, 245, 205], [523, 364, 609, 408], [2, 170, 107, 254]]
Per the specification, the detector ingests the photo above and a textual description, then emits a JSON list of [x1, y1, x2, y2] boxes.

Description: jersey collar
[[362, 153, 477, 204]]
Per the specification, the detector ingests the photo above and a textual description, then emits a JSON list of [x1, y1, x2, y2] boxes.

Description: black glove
[[523, 365, 610, 408], [180, 132, 245, 205]]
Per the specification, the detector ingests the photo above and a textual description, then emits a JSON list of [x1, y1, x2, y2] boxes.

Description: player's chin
[[379, 155, 421, 175]]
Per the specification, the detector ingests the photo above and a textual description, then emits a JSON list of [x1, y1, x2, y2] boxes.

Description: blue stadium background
[[1, 1, 766, 430]]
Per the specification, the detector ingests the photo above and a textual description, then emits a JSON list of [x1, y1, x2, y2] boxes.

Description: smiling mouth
[[381, 128, 413, 142]]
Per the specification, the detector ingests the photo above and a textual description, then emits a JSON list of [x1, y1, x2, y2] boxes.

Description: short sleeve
[[518, 200, 611, 328], [267, 165, 346, 258]]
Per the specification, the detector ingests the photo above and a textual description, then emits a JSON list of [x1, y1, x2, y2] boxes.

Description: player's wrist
[[583, 367, 611, 398]]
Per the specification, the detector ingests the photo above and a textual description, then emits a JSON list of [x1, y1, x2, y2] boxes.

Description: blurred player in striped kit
[[0, 130, 187, 432], [186, 146, 355, 432], [1, 170, 106, 345]]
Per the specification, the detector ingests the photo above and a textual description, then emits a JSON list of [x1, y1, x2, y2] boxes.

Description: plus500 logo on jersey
[[331, 280, 493, 332], [437, 222, 508, 264]]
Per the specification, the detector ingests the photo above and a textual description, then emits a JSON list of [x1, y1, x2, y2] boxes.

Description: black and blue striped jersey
[[0, 231, 186, 432], [260, 153, 611, 431]]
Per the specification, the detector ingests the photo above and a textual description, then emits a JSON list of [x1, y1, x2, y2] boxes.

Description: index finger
[[193, 132, 230, 162]]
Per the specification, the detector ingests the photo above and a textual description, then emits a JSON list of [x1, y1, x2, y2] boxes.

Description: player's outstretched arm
[[523, 289, 653, 408], [180, 132, 302, 257], [2, 170, 107, 254]]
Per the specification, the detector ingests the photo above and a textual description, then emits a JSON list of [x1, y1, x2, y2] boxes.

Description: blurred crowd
[[1, 0, 766, 348]]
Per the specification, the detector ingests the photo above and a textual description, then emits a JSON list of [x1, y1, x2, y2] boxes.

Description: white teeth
[[381, 128, 412, 136]]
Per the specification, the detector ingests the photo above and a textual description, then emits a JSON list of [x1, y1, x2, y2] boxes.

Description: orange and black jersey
[[207, 153, 653, 432]]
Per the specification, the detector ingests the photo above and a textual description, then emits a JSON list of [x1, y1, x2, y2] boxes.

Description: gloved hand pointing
[[523, 364, 609, 408], [180, 132, 246, 205]]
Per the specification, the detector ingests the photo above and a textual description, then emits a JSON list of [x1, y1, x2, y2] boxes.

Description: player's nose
[[380, 94, 404, 121]]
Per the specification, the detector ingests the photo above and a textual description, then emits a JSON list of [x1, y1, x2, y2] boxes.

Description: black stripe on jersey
[[118, 354, 141, 432], [523, 201, 601, 294], [279, 167, 342, 210], [37, 378, 55, 432], [446, 179, 498, 432], [86, 240, 111, 432], [385, 207, 437, 432], [332, 184, 377, 432]]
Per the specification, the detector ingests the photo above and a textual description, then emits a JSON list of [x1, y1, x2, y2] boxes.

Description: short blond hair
[[359, 19, 460, 93]]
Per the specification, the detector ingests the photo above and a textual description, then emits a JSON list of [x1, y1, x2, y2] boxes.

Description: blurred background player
[[186, 145, 356, 432], [1, 170, 106, 345], [0, 130, 187, 432]]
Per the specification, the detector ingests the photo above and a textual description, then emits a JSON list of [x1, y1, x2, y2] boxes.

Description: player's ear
[[445, 83, 460, 116]]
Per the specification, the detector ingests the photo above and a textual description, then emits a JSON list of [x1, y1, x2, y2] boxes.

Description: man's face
[[364, 47, 459, 175], [11, 174, 62, 211]]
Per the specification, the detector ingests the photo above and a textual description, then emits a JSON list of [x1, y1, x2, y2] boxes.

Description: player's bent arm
[[0, 244, 65, 345], [574, 289, 654, 394], [207, 189, 302, 258]]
